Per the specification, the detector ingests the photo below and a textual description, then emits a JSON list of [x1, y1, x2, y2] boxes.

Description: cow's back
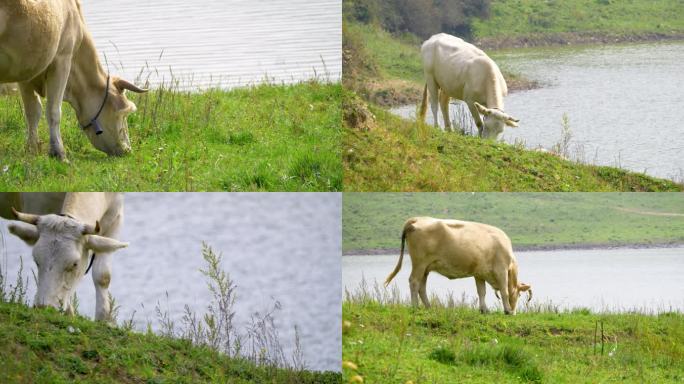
[[0, 0, 75, 82]]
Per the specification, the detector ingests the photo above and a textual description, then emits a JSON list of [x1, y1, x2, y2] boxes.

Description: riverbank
[[0, 81, 341, 191], [343, 94, 684, 192], [0, 301, 340, 383], [342, 300, 684, 383], [473, 0, 684, 50], [342, 193, 684, 251], [344, 241, 684, 256]]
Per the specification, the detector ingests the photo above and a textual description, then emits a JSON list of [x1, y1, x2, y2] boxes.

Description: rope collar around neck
[[81, 74, 110, 135]]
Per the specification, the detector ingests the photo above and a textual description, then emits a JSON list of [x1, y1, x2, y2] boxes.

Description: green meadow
[[343, 298, 684, 383], [343, 192, 684, 252], [0, 81, 341, 191]]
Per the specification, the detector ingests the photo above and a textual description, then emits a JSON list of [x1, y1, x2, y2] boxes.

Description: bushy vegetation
[[0, 242, 341, 383], [0, 80, 341, 191], [342, 192, 684, 252], [343, 288, 684, 383], [344, 0, 490, 39]]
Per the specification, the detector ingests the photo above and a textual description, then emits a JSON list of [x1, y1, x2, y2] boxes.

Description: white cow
[[385, 217, 532, 315], [0, 0, 147, 160], [0, 193, 127, 321], [419, 33, 519, 139]]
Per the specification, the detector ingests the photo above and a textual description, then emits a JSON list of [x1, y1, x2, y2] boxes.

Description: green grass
[[343, 300, 684, 383], [342, 192, 684, 252], [343, 95, 683, 193], [0, 81, 341, 191], [473, 0, 684, 39], [0, 301, 341, 383]]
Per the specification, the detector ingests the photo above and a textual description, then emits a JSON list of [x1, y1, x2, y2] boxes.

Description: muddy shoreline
[[343, 241, 684, 256]]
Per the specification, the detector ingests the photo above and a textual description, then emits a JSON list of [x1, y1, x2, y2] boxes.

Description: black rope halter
[[81, 74, 110, 135]]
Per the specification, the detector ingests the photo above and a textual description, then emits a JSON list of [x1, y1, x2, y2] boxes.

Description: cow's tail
[[418, 83, 428, 123], [384, 219, 416, 287]]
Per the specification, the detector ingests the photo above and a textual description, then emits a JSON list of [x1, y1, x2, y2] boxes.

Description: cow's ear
[[8, 222, 40, 245], [518, 283, 531, 292], [85, 235, 128, 253]]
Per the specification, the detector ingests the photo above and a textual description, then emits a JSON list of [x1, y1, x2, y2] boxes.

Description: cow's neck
[[485, 67, 504, 111], [64, 30, 108, 125], [61, 193, 109, 226]]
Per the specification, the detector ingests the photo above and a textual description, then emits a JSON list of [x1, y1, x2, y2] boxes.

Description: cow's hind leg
[[18, 83, 42, 153], [418, 270, 431, 308], [92, 252, 113, 322], [439, 92, 452, 132], [409, 267, 427, 308], [44, 56, 73, 161], [425, 77, 440, 129], [475, 277, 488, 313]]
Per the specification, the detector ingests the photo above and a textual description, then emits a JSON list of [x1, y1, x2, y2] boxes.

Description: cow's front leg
[[475, 278, 488, 313], [466, 101, 484, 137], [18, 83, 42, 153], [44, 57, 72, 161], [426, 78, 440, 129], [92, 253, 113, 322]]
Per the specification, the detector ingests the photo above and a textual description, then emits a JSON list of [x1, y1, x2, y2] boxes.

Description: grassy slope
[[473, 0, 684, 39], [342, 192, 684, 252], [343, 97, 683, 193], [0, 81, 341, 191], [343, 301, 684, 383], [0, 301, 340, 384]]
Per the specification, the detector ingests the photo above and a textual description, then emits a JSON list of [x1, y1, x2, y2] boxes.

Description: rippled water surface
[[2, 193, 341, 371], [392, 42, 684, 181], [82, 0, 341, 89], [343, 247, 684, 312]]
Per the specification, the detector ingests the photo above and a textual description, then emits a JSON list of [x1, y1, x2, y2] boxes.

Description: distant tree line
[[344, 0, 491, 39]]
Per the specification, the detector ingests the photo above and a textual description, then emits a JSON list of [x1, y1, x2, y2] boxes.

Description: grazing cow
[[0, 0, 147, 160], [0, 193, 127, 321], [419, 33, 519, 139], [384, 217, 532, 315]]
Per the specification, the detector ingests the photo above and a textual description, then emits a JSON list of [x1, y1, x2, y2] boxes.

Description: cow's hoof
[[49, 148, 68, 162], [479, 308, 489, 314]]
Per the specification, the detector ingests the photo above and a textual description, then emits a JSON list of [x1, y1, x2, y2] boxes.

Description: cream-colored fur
[[419, 33, 519, 139], [385, 217, 532, 315], [0, 0, 146, 160]]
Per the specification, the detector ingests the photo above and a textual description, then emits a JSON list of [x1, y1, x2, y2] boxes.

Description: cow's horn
[[113, 78, 148, 93], [526, 289, 533, 303], [82, 221, 101, 235], [11, 207, 39, 225]]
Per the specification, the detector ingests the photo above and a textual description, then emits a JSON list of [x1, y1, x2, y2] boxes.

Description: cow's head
[[474, 102, 519, 139], [81, 77, 147, 156], [507, 282, 532, 315], [7, 209, 127, 311]]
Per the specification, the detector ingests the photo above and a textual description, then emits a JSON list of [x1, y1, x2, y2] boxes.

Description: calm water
[[82, 0, 341, 89], [343, 247, 684, 312], [1, 193, 342, 372], [392, 42, 684, 181]]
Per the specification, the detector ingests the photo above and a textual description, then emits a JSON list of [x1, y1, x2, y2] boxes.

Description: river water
[[392, 42, 684, 181], [81, 0, 341, 89], [1, 193, 341, 372], [343, 247, 684, 313]]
